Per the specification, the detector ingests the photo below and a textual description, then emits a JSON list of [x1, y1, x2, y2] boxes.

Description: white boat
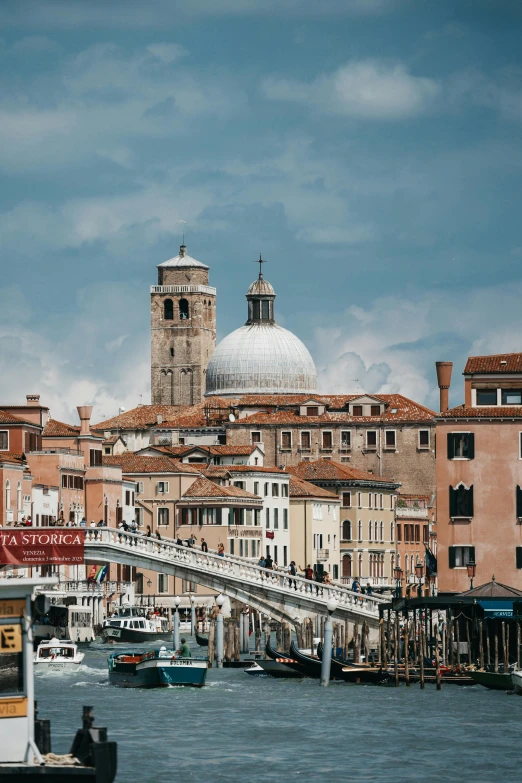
[[511, 669, 522, 694], [101, 606, 171, 643], [244, 662, 268, 676], [34, 637, 85, 671]]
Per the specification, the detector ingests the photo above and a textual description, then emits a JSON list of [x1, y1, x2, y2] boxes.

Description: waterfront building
[[394, 493, 436, 596], [0, 451, 32, 527], [150, 244, 216, 406], [289, 459, 400, 592], [436, 354, 522, 593], [136, 443, 265, 466], [288, 475, 341, 580]]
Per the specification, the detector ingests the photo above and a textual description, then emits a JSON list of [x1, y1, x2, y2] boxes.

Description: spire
[[255, 253, 266, 280]]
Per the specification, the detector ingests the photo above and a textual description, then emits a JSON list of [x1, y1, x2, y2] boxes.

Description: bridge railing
[[85, 528, 386, 617]]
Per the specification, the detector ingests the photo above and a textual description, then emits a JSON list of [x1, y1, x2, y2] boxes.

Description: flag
[[425, 546, 437, 575], [95, 565, 108, 583], [87, 564, 98, 581]]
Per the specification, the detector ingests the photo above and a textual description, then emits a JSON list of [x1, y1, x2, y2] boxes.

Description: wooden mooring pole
[[404, 612, 410, 687], [419, 625, 425, 689], [435, 623, 441, 691]]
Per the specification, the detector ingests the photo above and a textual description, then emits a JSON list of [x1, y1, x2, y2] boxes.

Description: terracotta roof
[[464, 353, 522, 374], [159, 398, 233, 429], [457, 579, 522, 598], [102, 454, 201, 475], [94, 405, 187, 431], [0, 451, 26, 465], [288, 459, 397, 485], [205, 465, 287, 476], [181, 475, 260, 500], [0, 409, 38, 426], [230, 394, 435, 425], [135, 445, 192, 457], [235, 394, 388, 408], [289, 475, 339, 499], [437, 405, 522, 419], [202, 466, 231, 478], [43, 419, 81, 437]]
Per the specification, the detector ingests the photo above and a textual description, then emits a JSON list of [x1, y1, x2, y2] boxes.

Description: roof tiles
[[181, 475, 260, 500], [438, 405, 522, 419], [288, 475, 339, 499], [289, 459, 397, 485], [94, 405, 187, 431], [464, 353, 522, 374], [102, 454, 201, 475], [43, 419, 81, 437]]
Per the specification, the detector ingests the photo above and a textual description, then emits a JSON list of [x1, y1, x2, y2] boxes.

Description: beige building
[[288, 475, 341, 580], [290, 460, 400, 593]]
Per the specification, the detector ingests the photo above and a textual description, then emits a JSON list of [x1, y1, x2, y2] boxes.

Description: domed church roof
[[205, 258, 317, 397], [157, 244, 209, 270]]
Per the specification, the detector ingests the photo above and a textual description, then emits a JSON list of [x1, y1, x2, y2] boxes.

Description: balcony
[[316, 549, 329, 562], [62, 580, 132, 596], [395, 506, 428, 519], [151, 284, 216, 295]]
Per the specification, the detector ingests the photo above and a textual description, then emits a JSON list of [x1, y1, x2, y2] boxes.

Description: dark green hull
[[469, 670, 513, 690]]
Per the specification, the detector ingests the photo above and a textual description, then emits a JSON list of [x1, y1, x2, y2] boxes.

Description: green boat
[[469, 670, 513, 690]]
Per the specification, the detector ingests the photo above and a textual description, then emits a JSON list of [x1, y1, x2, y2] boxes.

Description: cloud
[[9, 35, 61, 55], [262, 59, 441, 119], [146, 42, 188, 64], [314, 281, 522, 410]]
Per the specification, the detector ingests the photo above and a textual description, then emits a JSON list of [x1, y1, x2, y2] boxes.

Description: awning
[[477, 599, 516, 618]]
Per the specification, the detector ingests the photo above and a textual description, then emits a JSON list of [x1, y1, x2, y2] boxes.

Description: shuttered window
[[517, 548, 522, 569], [449, 546, 475, 568], [447, 433, 475, 460], [517, 486, 522, 519], [449, 485, 474, 517]]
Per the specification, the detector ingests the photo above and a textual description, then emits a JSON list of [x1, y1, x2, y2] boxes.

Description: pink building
[[436, 355, 522, 593]]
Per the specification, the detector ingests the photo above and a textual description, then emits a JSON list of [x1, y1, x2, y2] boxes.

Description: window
[[274, 509, 279, 529], [353, 405, 363, 416], [419, 430, 430, 448], [517, 486, 522, 519], [447, 432, 475, 460], [283, 509, 288, 530], [369, 493, 372, 509], [322, 431, 333, 449], [306, 407, 319, 416], [503, 389, 522, 405], [368, 521, 372, 542], [125, 490, 131, 505], [89, 449, 102, 466], [357, 521, 362, 541], [179, 299, 189, 320], [282, 483, 288, 497], [366, 431, 377, 449], [397, 523, 402, 542], [449, 484, 474, 518], [163, 299, 173, 320], [0, 431, 8, 450], [104, 447, 111, 454], [380, 521, 384, 542], [342, 492, 351, 508], [380, 493, 383, 509], [414, 525, 420, 544], [254, 481, 259, 495], [254, 509, 261, 526], [262, 300, 270, 320], [264, 483, 269, 497], [449, 546, 475, 568], [156, 481, 169, 494], [374, 520, 378, 541], [234, 481, 246, 490], [266, 508, 270, 528], [283, 546, 288, 567], [301, 431, 311, 449], [476, 389, 497, 405], [517, 548, 522, 569], [385, 430, 396, 449], [272, 483, 279, 497], [170, 347, 174, 357], [371, 405, 381, 416], [251, 431, 261, 444], [136, 481, 144, 494], [423, 525, 429, 544], [281, 432, 292, 450], [357, 492, 361, 507], [390, 522, 394, 543], [342, 520, 352, 541], [158, 573, 169, 593], [158, 508, 169, 526], [340, 430, 351, 449]]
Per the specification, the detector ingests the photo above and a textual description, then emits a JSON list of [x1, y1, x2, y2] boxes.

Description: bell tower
[[151, 244, 216, 405]]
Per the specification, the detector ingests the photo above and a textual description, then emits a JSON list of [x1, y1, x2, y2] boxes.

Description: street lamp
[[466, 559, 476, 590], [394, 565, 403, 600], [173, 595, 181, 650], [189, 593, 196, 637], [415, 557, 424, 598]]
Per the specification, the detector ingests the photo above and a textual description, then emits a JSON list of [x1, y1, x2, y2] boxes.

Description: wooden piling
[[386, 609, 391, 668], [234, 621, 240, 661], [394, 612, 399, 687], [494, 623, 499, 673], [419, 626, 425, 689], [208, 620, 215, 667], [435, 623, 441, 691], [502, 622, 507, 671], [442, 620, 447, 667], [379, 614, 385, 670], [354, 622, 359, 663], [478, 620, 484, 669], [404, 614, 410, 687], [486, 621, 490, 666], [344, 619, 349, 660], [264, 620, 271, 654], [455, 618, 460, 669], [517, 622, 521, 669], [466, 620, 471, 666]]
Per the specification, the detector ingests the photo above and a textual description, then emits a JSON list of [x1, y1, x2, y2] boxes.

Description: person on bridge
[[200, 538, 208, 553], [288, 561, 297, 589], [300, 564, 314, 592], [265, 553, 273, 569], [155, 530, 162, 540], [178, 638, 192, 658], [145, 525, 152, 537], [218, 543, 225, 557]]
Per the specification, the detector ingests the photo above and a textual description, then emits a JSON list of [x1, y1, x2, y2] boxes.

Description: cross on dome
[[254, 253, 267, 279]]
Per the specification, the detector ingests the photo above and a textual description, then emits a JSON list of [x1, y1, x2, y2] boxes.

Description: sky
[[1, 0, 522, 423]]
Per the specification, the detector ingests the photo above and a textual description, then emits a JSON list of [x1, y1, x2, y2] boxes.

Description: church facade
[[150, 244, 216, 406]]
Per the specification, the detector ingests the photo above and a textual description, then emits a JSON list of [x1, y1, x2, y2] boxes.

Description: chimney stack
[[77, 405, 93, 436], [435, 362, 453, 413], [26, 394, 40, 407]]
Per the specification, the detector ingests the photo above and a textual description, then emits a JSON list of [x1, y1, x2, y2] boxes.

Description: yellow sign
[[0, 599, 25, 619], [0, 624, 22, 654], [0, 697, 28, 719]]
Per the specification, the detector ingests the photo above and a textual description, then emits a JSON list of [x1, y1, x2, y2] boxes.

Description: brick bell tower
[[151, 244, 216, 405]]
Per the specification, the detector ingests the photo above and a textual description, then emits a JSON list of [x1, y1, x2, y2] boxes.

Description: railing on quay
[[85, 528, 386, 618], [62, 579, 132, 596]]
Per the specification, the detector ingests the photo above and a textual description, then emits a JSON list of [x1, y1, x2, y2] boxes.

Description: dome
[[205, 323, 317, 396], [247, 278, 275, 296], [157, 244, 209, 270]]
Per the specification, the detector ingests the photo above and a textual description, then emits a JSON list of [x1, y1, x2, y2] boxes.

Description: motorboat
[[34, 638, 85, 672], [469, 668, 514, 691], [101, 606, 171, 643], [511, 669, 522, 694], [108, 646, 208, 688], [244, 662, 268, 676]]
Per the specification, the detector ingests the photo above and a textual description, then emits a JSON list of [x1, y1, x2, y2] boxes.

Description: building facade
[[288, 475, 341, 580], [151, 244, 216, 406], [436, 354, 522, 593]]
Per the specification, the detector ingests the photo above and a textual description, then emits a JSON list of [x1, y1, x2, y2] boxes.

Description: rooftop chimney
[[26, 394, 40, 407], [435, 362, 453, 413], [77, 405, 93, 436]]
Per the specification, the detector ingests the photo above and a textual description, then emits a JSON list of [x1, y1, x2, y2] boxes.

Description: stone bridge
[[85, 528, 384, 628]]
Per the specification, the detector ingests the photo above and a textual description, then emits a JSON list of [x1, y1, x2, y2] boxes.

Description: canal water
[[35, 644, 519, 783]]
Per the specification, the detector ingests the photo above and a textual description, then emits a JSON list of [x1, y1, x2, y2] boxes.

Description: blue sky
[[1, 0, 522, 422]]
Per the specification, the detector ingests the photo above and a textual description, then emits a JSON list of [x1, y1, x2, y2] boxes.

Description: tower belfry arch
[[150, 243, 216, 405]]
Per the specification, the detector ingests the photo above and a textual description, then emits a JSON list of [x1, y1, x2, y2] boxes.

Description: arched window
[[368, 521, 372, 542], [380, 521, 384, 542], [5, 480, 10, 510], [374, 521, 378, 541], [357, 520, 362, 541], [358, 553, 363, 577], [163, 299, 173, 320], [342, 520, 351, 541], [342, 555, 352, 579], [179, 299, 189, 320], [390, 522, 394, 543], [17, 481, 22, 511], [170, 347, 174, 357]]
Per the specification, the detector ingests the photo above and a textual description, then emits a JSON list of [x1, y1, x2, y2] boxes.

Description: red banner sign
[[0, 530, 85, 566]]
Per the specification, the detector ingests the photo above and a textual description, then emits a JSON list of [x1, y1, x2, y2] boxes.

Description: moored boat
[[511, 669, 522, 694], [108, 646, 208, 687], [265, 641, 309, 677], [102, 606, 171, 643], [33, 638, 84, 672], [469, 669, 514, 691], [195, 631, 209, 647]]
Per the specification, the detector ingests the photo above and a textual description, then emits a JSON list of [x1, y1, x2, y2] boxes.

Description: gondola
[[315, 643, 392, 685], [195, 631, 209, 647], [265, 641, 309, 677]]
